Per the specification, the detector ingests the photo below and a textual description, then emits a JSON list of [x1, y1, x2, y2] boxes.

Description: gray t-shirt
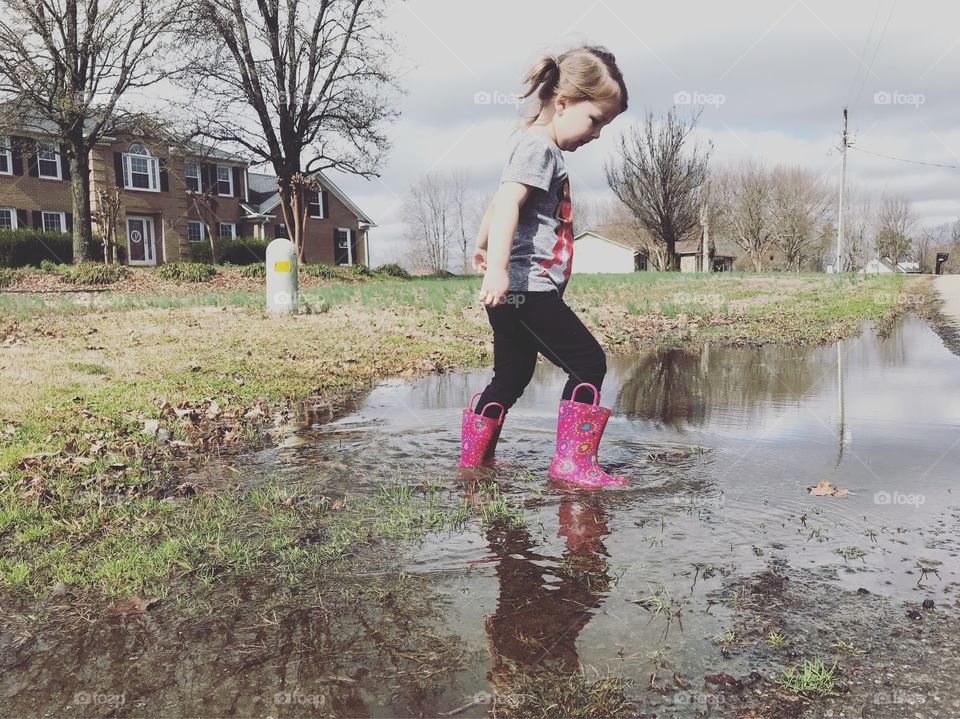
[[498, 130, 573, 296]]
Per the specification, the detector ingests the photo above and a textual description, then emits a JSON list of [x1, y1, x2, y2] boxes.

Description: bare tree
[[712, 162, 777, 271], [838, 188, 872, 271], [605, 108, 712, 271], [178, 0, 401, 261], [449, 168, 473, 275], [770, 167, 832, 271], [914, 225, 946, 274], [0, 0, 183, 263], [875, 194, 915, 271], [91, 185, 123, 265], [402, 172, 454, 274]]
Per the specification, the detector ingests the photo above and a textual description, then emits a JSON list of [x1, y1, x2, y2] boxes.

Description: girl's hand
[[478, 267, 509, 307], [472, 246, 488, 273]]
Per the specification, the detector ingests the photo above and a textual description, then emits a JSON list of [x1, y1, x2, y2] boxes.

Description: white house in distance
[[860, 258, 922, 274], [573, 223, 740, 273], [572, 223, 650, 273]]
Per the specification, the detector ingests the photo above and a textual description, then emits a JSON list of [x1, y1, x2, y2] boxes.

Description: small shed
[[572, 224, 652, 273]]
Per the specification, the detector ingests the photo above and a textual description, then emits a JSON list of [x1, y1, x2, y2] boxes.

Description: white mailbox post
[[266, 238, 298, 314]]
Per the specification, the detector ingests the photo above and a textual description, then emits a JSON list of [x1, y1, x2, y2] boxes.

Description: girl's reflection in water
[[478, 483, 613, 693]]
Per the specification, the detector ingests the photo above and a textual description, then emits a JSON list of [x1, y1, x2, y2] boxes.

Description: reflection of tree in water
[[0, 578, 463, 718], [617, 344, 826, 429], [484, 492, 612, 693]]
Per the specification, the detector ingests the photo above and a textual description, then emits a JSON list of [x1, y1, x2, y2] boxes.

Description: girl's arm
[[472, 198, 495, 272], [478, 182, 530, 307]]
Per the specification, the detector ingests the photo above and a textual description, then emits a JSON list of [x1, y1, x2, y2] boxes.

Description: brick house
[[0, 128, 374, 266], [243, 170, 373, 266]]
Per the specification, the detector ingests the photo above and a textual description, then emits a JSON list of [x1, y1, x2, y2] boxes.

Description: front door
[[127, 216, 157, 266]]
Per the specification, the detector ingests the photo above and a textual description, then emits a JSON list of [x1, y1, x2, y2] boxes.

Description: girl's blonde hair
[[519, 45, 628, 128]]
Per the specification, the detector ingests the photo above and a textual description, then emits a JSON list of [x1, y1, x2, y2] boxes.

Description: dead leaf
[[808, 479, 849, 498], [105, 594, 160, 616]]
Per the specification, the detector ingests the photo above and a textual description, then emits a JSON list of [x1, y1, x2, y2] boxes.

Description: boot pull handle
[[467, 392, 506, 425], [570, 382, 600, 407]]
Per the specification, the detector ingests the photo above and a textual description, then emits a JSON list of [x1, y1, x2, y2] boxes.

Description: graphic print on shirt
[[536, 178, 573, 282]]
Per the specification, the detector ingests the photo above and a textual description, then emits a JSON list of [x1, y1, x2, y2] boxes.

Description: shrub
[[300, 263, 340, 279], [348, 262, 373, 277], [374, 263, 411, 279], [39, 259, 64, 273], [0, 229, 73, 267], [185, 237, 269, 265], [240, 263, 266, 279], [157, 262, 216, 283], [0, 267, 22, 288], [60, 263, 130, 286]]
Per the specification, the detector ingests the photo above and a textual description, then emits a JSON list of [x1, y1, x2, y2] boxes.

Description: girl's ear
[[554, 94, 568, 115]]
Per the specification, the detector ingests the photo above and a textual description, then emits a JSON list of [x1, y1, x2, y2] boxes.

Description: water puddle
[[4, 314, 960, 717]]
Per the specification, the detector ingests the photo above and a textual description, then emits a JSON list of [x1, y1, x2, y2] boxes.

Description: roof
[[249, 170, 376, 226], [676, 229, 740, 258], [574, 223, 654, 252]]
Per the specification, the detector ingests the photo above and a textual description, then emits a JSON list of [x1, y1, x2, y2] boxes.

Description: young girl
[[459, 45, 629, 488]]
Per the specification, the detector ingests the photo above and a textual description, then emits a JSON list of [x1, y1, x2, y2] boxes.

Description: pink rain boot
[[549, 382, 627, 488], [460, 392, 506, 468]]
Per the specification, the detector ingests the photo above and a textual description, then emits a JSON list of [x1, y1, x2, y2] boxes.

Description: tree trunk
[[69, 140, 92, 264]]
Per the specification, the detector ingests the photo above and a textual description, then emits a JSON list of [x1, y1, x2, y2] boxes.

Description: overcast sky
[[324, 0, 960, 265]]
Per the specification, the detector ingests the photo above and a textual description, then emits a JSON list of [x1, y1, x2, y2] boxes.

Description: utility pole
[[835, 107, 851, 272]]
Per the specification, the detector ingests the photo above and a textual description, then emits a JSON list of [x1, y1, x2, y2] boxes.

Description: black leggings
[[473, 290, 607, 418]]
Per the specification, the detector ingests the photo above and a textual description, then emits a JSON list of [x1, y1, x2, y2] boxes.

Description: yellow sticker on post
[[274, 260, 291, 273]]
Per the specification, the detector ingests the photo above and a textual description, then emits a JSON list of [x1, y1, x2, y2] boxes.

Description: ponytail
[[517, 46, 627, 129]]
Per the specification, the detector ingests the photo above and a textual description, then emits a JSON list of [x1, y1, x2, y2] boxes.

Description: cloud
[[329, 0, 960, 255]]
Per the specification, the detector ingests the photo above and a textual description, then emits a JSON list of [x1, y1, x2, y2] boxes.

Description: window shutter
[[350, 229, 358, 265], [232, 166, 241, 197], [59, 144, 71, 181], [16, 209, 26, 228], [320, 189, 328, 218], [113, 152, 124, 188], [202, 164, 213, 192], [65, 212, 73, 232], [32, 210, 42, 229], [27, 143, 38, 177], [159, 157, 169, 192], [10, 137, 23, 175]]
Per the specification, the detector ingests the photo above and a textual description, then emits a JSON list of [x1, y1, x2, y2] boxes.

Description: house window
[[0, 137, 11, 175], [0, 208, 16, 229], [185, 163, 201, 193], [216, 165, 233, 196], [308, 190, 324, 218], [275, 224, 287, 239], [187, 220, 205, 243], [37, 145, 61, 179], [335, 228, 353, 266], [42, 211, 66, 233], [218, 222, 236, 239], [122, 144, 160, 191]]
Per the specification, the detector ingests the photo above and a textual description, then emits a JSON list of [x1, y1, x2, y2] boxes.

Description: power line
[[846, 2, 881, 103], [852, 0, 897, 109], [850, 145, 960, 170]]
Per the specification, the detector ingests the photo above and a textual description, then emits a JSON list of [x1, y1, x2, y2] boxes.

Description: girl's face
[[553, 96, 622, 152]]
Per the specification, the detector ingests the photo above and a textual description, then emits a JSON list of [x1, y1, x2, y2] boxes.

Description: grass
[[0, 271, 932, 606], [776, 658, 838, 697], [0, 476, 485, 602], [490, 670, 635, 719], [766, 631, 787, 647]]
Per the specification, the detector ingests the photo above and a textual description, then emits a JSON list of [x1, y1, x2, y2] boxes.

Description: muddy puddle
[[3, 314, 960, 718]]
